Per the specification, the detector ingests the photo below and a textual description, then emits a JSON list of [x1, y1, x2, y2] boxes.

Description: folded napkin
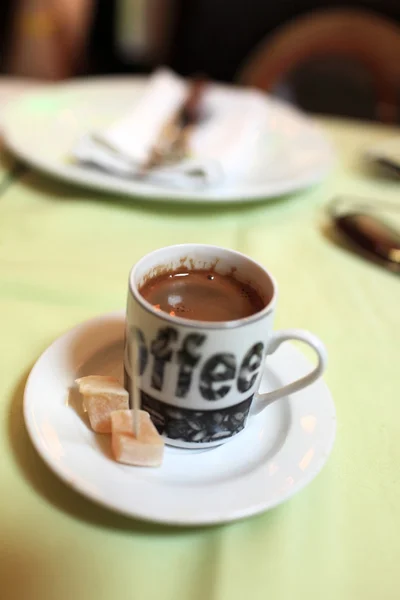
[[72, 69, 269, 190]]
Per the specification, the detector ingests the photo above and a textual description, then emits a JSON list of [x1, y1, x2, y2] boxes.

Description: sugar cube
[[111, 410, 164, 467], [75, 376, 129, 433]]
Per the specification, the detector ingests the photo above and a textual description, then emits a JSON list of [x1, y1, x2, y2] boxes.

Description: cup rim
[[129, 244, 277, 330]]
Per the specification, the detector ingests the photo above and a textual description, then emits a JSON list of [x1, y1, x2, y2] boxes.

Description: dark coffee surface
[[139, 269, 265, 322]]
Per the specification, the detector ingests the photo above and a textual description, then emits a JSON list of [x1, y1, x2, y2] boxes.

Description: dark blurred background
[[1, 0, 400, 121], [171, 0, 400, 81]]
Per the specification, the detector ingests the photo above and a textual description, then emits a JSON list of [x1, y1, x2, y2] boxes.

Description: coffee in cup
[[139, 267, 266, 322]]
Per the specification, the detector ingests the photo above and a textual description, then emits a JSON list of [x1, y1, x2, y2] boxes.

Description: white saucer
[[23, 312, 336, 525], [3, 77, 333, 203]]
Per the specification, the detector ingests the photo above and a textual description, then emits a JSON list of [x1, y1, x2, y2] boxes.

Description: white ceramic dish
[[3, 77, 333, 203], [0, 78, 47, 123], [23, 312, 336, 525]]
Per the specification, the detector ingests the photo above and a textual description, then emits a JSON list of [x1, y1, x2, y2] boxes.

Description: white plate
[[24, 312, 336, 525], [3, 77, 333, 203], [0, 78, 47, 123]]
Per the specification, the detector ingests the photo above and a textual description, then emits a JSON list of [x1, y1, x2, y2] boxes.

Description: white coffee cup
[[125, 244, 327, 449]]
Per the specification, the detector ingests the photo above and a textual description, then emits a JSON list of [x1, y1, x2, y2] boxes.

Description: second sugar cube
[[111, 410, 165, 467]]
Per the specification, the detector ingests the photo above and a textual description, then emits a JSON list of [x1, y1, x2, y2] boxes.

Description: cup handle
[[251, 329, 328, 416]]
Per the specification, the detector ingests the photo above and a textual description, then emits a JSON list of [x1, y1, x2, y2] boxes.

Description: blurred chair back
[[238, 9, 400, 123]]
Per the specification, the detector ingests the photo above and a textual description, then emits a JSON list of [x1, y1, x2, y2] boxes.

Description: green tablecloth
[[1, 118, 399, 600]]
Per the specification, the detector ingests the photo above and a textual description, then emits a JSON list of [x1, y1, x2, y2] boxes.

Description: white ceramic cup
[[125, 244, 327, 448]]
